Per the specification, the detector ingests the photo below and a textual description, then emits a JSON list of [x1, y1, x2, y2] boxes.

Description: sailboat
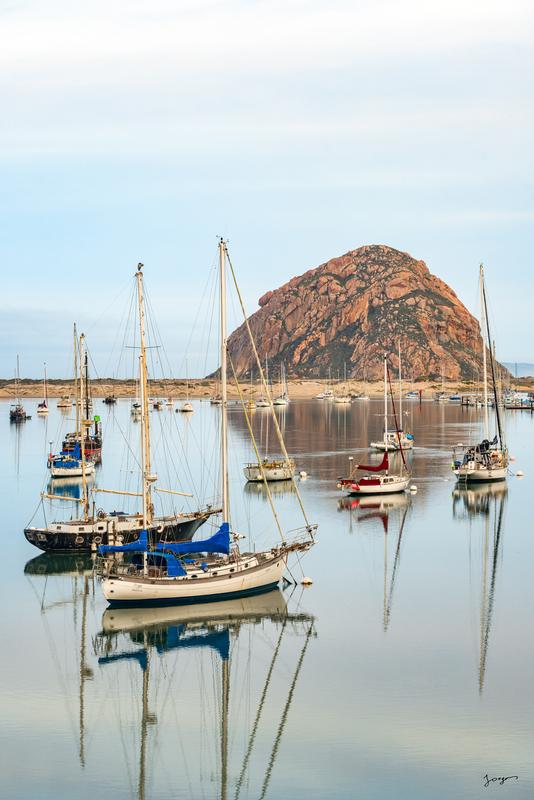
[[37, 362, 49, 414], [97, 240, 316, 607], [25, 271, 219, 552], [334, 363, 352, 403], [452, 265, 508, 483], [338, 356, 411, 495], [243, 399, 295, 482], [370, 343, 414, 450], [9, 355, 31, 422], [178, 362, 194, 412], [61, 325, 103, 463], [273, 363, 290, 406]]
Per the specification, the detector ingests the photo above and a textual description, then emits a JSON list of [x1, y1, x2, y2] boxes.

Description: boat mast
[[44, 362, 48, 405], [79, 334, 89, 522], [481, 265, 504, 447], [384, 355, 389, 474], [398, 340, 403, 425], [480, 266, 490, 439], [74, 323, 80, 434], [219, 239, 229, 522], [15, 354, 20, 403], [136, 264, 154, 533]]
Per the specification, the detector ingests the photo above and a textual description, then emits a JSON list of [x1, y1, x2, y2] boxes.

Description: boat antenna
[[480, 265, 504, 447]]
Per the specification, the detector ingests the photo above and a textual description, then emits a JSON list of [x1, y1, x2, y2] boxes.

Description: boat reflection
[[25, 555, 94, 766], [339, 493, 411, 632], [24, 551, 95, 577], [47, 474, 95, 501], [452, 481, 508, 519], [244, 479, 296, 498], [94, 589, 315, 800]]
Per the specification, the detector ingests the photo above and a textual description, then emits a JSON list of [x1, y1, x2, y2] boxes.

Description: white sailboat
[[98, 240, 316, 607], [371, 344, 413, 450], [338, 356, 411, 496], [273, 363, 290, 406], [452, 265, 508, 483], [37, 362, 49, 414]]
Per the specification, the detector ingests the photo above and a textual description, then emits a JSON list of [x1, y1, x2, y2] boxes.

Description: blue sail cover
[[155, 522, 230, 557]]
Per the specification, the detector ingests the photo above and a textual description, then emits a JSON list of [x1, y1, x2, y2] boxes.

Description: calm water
[[2, 397, 534, 800]]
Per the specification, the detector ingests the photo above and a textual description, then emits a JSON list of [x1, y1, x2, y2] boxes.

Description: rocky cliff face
[[227, 245, 489, 381]]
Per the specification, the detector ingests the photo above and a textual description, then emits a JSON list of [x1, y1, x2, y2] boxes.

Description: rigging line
[[258, 624, 314, 800], [225, 247, 313, 534], [228, 354, 286, 545], [386, 362, 408, 471], [234, 618, 288, 800]]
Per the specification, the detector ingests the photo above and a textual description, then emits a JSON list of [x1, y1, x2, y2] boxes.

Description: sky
[[1, 0, 533, 377]]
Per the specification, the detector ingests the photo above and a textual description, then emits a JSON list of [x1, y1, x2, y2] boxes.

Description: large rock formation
[[227, 244, 491, 381]]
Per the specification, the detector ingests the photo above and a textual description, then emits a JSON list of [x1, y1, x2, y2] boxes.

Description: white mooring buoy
[[301, 576, 313, 586], [516, 470, 524, 478], [299, 470, 307, 479]]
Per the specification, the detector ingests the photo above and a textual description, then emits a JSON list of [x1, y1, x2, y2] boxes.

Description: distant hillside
[[227, 244, 502, 381]]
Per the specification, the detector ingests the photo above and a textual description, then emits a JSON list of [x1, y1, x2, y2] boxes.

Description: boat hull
[[24, 513, 211, 553], [102, 556, 287, 607], [343, 476, 410, 495], [453, 467, 507, 483], [244, 463, 295, 482]]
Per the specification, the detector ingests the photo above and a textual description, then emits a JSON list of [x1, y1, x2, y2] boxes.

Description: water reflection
[[94, 590, 315, 800], [25, 554, 95, 766]]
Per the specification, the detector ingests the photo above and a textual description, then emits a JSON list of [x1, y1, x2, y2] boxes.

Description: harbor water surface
[[2, 397, 533, 800]]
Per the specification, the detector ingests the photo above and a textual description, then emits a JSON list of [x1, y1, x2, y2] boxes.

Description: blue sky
[[1, 0, 533, 377]]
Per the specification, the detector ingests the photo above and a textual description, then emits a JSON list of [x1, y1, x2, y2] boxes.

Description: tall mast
[[79, 334, 89, 522], [15, 354, 20, 402], [398, 340, 403, 424], [43, 362, 48, 404], [384, 355, 389, 474], [481, 265, 504, 446], [74, 323, 80, 434], [136, 264, 154, 530], [219, 239, 229, 522], [480, 265, 490, 439], [84, 346, 90, 422]]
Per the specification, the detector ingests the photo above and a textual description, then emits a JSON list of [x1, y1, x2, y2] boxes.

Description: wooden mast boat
[[338, 356, 411, 496], [97, 241, 316, 607], [25, 269, 218, 552]]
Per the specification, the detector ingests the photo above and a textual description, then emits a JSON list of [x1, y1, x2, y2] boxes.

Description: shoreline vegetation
[[1, 376, 532, 400]]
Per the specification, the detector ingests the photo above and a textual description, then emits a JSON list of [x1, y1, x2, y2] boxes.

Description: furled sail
[[355, 453, 389, 473]]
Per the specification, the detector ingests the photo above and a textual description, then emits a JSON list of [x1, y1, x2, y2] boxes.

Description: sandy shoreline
[[1, 377, 531, 400]]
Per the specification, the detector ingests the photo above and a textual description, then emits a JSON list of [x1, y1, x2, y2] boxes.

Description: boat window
[[57, 525, 61, 530], [98, 525, 104, 531], [212, 571, 218, 576], [191, 574, 198, 579], [230, 568, 235, 573], [78, 527, 85, 532]]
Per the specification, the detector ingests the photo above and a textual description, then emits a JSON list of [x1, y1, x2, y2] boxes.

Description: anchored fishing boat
[[338, 356, 411, 496], [97, 241, 316, 607], [452, 265, 508, 483]]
